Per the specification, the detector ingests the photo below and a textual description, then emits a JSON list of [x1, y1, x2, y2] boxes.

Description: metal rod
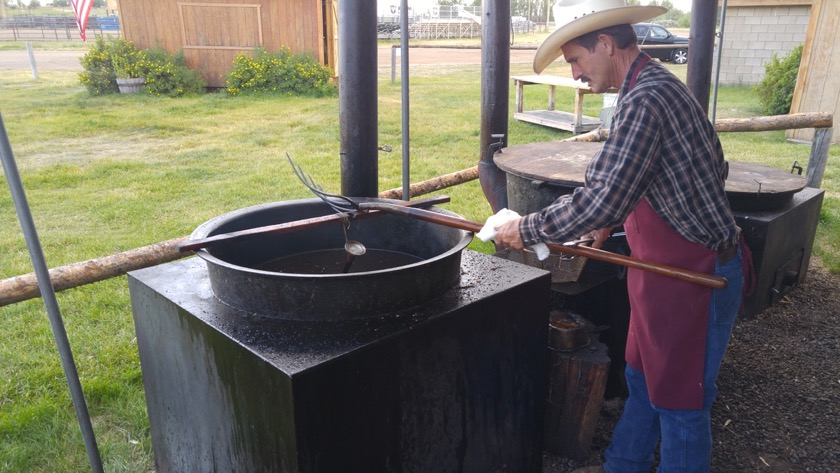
[[0, 113, 103, 472], [400, 0, 410, 200], [711, 0, 729, 123], [357, 202, 728, 289]]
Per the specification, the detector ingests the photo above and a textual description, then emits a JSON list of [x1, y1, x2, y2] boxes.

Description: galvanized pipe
[[686, 0, 718, 112], [339, 0, 378, 197], [0, 113, 103, 473], [711, 0, 730, 123], [400, 0, 410, 200]]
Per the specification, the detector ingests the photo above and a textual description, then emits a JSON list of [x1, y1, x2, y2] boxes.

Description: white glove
[[476, 208, 550, 261]]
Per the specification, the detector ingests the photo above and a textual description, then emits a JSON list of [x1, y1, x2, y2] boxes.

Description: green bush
[[754, 45, 802, 116], [143, 48, 207, 97], [79, 37, 206, 97], [225, 47, 336, 97], [78, 36, 123, 95]]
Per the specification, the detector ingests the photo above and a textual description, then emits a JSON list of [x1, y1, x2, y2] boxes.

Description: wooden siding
[[117, 0, 328, 87], [790, 0, 840, 143]]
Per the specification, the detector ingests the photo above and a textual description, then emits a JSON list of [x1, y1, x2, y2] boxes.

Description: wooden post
[[543, 340, 611, 459], [806, 127, 833, 188], [573, 88, 584, 134], [548, 84, 556, 111], [515, 79, 524, 113]]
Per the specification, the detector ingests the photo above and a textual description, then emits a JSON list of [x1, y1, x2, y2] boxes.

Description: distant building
[[116, 0, 337, 88], [720, 0, 839, 144]]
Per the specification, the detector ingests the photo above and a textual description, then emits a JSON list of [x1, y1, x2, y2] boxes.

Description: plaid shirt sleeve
[[519, 58, 738, 251]]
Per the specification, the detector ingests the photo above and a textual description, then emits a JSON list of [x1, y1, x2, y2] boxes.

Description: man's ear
[[598, 33, 614, 55]]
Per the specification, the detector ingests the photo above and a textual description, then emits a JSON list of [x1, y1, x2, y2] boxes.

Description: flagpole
[[0, 113, 104, 473]]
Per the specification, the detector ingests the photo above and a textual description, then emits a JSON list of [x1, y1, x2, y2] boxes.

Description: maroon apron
[[621, 54, 717, 410], [624, 199, 716, 409]]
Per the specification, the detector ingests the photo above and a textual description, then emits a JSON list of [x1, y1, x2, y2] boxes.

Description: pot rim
[[191, 197, 473, 279]]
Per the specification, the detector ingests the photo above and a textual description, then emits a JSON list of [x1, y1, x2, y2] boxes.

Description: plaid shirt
[[520, 54, 739, 251]]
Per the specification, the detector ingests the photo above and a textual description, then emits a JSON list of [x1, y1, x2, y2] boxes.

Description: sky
[[662, 0, 693, 12]]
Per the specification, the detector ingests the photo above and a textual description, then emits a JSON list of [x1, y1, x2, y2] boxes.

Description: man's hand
[[493, 217, 525, 250], [579, 227, 613, 249]]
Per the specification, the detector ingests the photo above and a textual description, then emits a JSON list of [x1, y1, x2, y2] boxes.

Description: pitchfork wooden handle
[[356, 202, 728, 289], [178, 195, 451, 253]]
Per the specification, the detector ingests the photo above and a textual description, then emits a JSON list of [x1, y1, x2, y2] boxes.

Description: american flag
[[70, 0, 95, 41]]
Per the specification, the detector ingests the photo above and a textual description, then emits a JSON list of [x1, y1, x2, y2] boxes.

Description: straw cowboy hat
[[533, 0, 667, 73]]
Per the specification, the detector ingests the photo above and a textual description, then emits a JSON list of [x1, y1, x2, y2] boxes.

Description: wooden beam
[[714, 112, 833, 132], [720, 0, 813, 6], [0, 238, 188, 308]]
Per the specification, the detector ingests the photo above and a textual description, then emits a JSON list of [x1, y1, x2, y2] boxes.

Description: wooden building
[[720, 0, 839, 144], [788, 0, 839, 143], [116, 0, 338, 88]]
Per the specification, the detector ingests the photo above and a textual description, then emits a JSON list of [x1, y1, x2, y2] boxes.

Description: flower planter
[[116, 77, 145, 94]]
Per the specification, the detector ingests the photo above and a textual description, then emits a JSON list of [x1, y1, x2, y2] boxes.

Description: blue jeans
[[604, 250, 744, 473]]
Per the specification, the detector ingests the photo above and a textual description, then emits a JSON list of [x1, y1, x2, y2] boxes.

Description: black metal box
[[128, 251, 550, 473], [733, 187, 824, 317]]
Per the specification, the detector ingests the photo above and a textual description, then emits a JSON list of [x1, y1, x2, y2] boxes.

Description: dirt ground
[[0, 46, 538, 73], [543, 257, 840, 472]]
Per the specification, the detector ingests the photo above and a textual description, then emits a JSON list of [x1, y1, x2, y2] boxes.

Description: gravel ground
[[543, 257, 840, 472]]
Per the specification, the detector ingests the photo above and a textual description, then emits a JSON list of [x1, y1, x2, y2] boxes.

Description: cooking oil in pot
[[257, 248, 423, 274]]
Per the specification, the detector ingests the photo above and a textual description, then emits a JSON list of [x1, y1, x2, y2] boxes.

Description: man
[[493, 1, 747, 471]]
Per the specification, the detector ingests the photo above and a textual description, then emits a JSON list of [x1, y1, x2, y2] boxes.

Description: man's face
[[561, 39, 611, 93]]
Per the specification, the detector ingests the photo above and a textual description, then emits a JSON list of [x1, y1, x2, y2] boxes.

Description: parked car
[[633, 23, 689, 64], [512, 16, 536, 34]]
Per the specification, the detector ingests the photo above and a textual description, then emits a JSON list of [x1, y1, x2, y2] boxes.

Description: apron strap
[[628, 53, 651, 91]]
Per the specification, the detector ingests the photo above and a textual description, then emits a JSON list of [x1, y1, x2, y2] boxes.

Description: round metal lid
[[724, 160, 807, 196], [494, 141, 807, 201], [493, 141, 597, 187]]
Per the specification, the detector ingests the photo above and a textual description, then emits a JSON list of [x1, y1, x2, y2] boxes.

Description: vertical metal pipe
[[711, 0, 729, 123], [400, 0, 410, 200], [0, 113, 103, 473], [479, 0, 511, 213], [686, 0, 718, 113], [339, 0, 378, 197]]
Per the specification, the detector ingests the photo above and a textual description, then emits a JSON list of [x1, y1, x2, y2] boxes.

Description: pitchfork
[[285, 154, 728, 289], [287, 153, 360, 216]]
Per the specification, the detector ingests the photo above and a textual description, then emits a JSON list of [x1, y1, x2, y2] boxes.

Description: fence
[[0, 14, 120, 41], [378, 5, 543, 40]]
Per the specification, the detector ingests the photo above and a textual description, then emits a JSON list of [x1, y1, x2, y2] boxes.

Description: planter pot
[[116, 77, 145, 94]]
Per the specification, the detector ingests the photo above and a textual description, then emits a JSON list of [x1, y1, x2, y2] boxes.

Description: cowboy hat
[[533, 0, 667, 73]]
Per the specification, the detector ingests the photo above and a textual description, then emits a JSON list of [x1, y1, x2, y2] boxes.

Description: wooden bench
[[512, 75, 618, 134]]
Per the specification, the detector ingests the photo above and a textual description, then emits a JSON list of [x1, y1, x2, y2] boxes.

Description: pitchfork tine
[[286, 153, 359, 214]]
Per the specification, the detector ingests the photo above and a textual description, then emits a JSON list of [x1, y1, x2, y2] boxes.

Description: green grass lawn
[[0, 52, 838, 471]]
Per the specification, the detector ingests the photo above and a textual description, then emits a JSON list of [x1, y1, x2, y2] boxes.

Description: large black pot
[[191, 198, 472, 320]]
